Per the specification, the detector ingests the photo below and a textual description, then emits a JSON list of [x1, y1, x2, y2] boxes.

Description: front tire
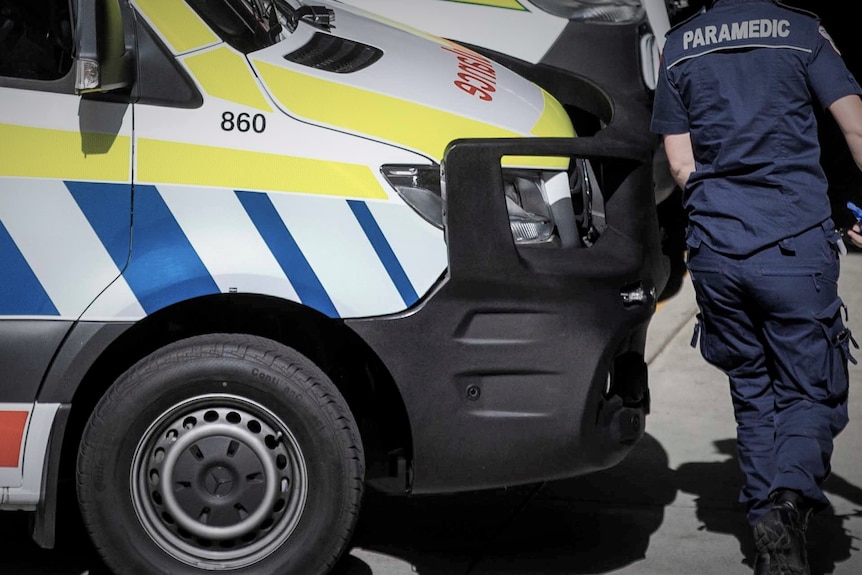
[[77, 334, 364, 574]]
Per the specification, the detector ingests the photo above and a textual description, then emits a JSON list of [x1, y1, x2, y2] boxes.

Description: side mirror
[[75, 0, 135, 94]]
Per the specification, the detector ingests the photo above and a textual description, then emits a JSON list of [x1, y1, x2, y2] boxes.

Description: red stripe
[[0, 411, 29, 467]]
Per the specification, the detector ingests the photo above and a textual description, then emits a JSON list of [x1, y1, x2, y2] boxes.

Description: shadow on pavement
[[675, 438, 862, 575], [339, 434, 677, 574], [2, 433, 859, 575], [341, 433, 862, 575]]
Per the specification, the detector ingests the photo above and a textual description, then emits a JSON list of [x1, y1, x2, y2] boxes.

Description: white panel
[[366, 201, 447, 298], [268, 195, 404, 317], [132, 87, 425, 172], [249, 4, 549, 139], [0, 179, 125, 319], [159, 185, 302, 301], [80, 277, 147, 321], [0, 89, 132, 134], [335, 0, 568, 64]]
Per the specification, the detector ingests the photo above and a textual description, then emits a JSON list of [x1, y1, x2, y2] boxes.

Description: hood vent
[[284, 33, 382, 73]]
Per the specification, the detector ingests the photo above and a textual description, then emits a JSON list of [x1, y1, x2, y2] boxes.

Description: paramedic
[[651, 1, 862, 573]]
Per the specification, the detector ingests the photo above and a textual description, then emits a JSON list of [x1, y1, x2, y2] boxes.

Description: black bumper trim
[[347, 137, 664, 493]]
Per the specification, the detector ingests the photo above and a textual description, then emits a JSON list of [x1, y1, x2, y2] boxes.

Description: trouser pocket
[[691, 311, 733, 371], [816, 298, 858, 398]]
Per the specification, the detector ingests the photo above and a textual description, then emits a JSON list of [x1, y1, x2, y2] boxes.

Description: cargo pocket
[[817, 298, 858, 398], [691, 312, 732, 370]]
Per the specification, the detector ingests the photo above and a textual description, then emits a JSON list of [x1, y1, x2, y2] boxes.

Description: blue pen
[[848, 201, 862, 222]]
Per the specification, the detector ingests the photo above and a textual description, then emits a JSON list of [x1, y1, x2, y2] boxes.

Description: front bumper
[[346, 136, 664, 494]]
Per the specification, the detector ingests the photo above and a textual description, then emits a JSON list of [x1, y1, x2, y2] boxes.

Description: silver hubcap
[[131, 393, 308, 569]]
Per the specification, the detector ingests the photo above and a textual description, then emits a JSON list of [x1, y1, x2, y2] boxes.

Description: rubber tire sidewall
[[77, 335, 363, 575]]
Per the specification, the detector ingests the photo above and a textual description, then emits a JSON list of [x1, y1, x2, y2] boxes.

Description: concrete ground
[[338, 251, 862, 575], [3, 252, 862, 575]]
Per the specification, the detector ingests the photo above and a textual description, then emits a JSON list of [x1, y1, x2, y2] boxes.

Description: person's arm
[[829, 94, 862, 171], [829, 95, 862, 247], [663, 132, 696, 190]]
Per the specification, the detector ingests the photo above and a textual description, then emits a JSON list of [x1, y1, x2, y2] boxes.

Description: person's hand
[[847, 222, 862, 248]]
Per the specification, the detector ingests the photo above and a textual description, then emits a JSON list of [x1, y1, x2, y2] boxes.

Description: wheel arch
[[43, 293, 412, 544]]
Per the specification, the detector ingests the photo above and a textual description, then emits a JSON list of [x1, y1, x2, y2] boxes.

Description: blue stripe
[[236, 191, 339, 318], [126, 186, 219, 314], [0, 220, 59, 315], [65, 181, 132, 270], [347, 200, 418, 307]]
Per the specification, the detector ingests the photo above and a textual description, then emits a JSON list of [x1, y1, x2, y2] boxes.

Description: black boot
[[752, 490, 811, 575]]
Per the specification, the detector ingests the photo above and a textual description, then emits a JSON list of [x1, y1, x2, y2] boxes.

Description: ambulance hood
[[248, 1, 573, 163]]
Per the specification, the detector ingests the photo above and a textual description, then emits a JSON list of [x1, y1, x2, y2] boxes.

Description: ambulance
[[0, 1, 665, 573], [337, 0, 691, 298]]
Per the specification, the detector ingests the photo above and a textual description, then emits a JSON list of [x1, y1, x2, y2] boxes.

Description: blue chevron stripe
[[125, 185, 220, 314], [348, 200, 418, 307], [236, 191, 339, 318], [66, 181, 132, 270], [0, 220, 58, 315]]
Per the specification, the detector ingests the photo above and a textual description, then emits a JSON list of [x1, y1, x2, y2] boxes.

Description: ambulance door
[[0, 0, 133, 492], [127, 1, 301, 313]]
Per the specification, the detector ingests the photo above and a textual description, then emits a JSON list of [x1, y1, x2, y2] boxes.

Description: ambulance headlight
[[382, 165, 555, 244], [504, 172, 555, 244], [530, 0, 645, 23], [381, 165, 444, 228]]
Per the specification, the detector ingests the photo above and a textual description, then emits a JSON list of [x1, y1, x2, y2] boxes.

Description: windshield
[[186, 0, 299, 53]]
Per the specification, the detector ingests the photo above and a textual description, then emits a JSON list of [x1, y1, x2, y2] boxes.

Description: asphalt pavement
[[3, 251, 862, 575]]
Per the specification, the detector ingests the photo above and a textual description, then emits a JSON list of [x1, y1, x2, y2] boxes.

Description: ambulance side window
[[0, 0, 73, 82]]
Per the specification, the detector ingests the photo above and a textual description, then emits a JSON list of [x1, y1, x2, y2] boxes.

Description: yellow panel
[[137, 139, 388, 199], [133, 0, 218, 54], [0, 124, 131, 182], [184, 47, 272, 112], [531, 88, 574, 137], [254, 62, 569, 168], [441, 0, 528, 10]]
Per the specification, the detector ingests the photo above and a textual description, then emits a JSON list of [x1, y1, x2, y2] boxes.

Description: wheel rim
[[131, 393, 308, 569]]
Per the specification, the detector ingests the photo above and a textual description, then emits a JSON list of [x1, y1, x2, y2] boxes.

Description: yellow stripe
[[255, 62, 570, 168], [507, 87, 574, 168], [137, 139, 388, 199], [184, 47, 272, 112], [133, 0, 218, 54], [531, 88, 574, 138], [441, 0, 528, 10], [0, 124, 130, 182], [105, 0, 126, 60]]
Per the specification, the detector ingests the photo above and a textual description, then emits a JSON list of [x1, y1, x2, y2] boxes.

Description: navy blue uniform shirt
[[651, 0, 862, 255]]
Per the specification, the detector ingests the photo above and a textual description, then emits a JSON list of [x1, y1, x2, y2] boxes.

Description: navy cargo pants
[[687, 220, 855, 527]]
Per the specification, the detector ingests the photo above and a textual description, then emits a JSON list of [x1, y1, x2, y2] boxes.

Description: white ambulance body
[[0, 1, 664, 573], [337, 0, 689, 297]]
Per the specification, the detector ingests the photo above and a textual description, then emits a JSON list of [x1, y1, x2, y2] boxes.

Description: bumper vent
[[284, 33, 382, 73]]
